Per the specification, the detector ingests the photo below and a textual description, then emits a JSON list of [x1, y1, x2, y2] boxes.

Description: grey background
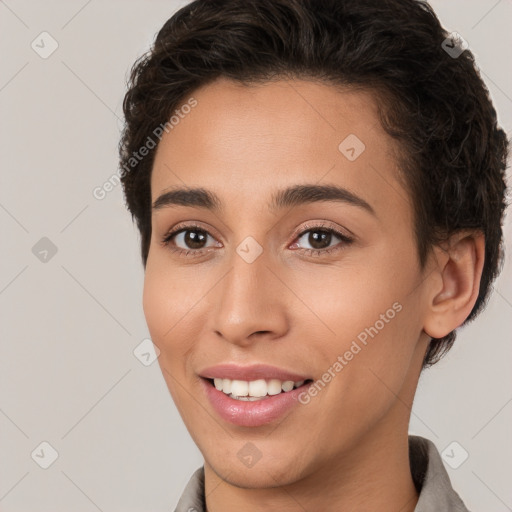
[[0, 0, 510, 510]]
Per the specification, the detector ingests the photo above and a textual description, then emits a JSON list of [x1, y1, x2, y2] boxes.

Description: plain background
[[0, 0, 511, 510]]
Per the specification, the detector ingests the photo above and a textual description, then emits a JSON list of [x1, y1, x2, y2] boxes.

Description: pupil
[[309, 230, 330, 249], [186, 230, 206, 249]]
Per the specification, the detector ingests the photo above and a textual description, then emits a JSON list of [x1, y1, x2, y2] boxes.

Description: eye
[[290, 222, 354, 257], [160, 221, 354, 259], [161, 223, 221, 258]]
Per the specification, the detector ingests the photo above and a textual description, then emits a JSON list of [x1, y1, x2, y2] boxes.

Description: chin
[[209, 458, 306, 489], [201, 440, 313, 489]]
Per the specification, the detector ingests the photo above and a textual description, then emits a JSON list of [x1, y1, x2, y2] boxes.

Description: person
[[118, 0, 509, 510]]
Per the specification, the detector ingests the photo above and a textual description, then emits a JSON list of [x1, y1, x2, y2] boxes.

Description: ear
[[423, 230, 485, 339]]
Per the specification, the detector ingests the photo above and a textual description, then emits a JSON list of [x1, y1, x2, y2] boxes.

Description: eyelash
[[160, 221, 354, 259]]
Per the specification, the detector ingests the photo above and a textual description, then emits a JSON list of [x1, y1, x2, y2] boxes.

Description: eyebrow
[[152, 183, 375, 216]]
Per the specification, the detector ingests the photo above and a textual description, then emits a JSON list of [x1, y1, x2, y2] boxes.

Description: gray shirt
[[174, 435, 470, 511]]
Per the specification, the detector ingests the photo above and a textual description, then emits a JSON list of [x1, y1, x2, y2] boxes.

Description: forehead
[[150, 77, 409, 218]]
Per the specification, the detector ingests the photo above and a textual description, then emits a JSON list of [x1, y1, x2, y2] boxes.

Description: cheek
[[142, 269, 171, 342], [142, 263, 199, 415], [291, 256, 409, 346], [142, 256, 197, 344], [293, 248, 423, 407], [142, 262, 194, 391], [333, 307, 421, 437]]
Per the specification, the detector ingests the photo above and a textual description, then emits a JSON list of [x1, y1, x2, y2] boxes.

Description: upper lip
[[199, 363, 311, 382]]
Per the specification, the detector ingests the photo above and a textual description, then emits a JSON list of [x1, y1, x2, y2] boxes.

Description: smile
[[211, 378, 308, 400]]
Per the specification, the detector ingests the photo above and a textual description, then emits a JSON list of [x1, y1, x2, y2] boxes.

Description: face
[[144, 78, 432, 488]]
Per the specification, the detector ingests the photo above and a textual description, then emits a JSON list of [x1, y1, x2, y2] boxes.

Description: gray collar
[[174, 435, 470, 512], [410, 435, 470, 511]]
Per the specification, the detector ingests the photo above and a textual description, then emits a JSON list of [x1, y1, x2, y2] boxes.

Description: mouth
[[204, 377, 314, 401], [197, 363, 315, 426], [200, 376, 314, 427]]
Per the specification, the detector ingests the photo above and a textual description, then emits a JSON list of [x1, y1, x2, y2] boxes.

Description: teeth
[[267, 379, 283, 396], [230, 380, 248, 397], [211, 378, 307, 399], [249, 379, 267, 397], [222, 378, 232, 394], [281, 381, 294, 392]]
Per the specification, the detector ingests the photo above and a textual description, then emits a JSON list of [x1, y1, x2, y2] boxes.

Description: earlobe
[[423, 231, 485, 339]]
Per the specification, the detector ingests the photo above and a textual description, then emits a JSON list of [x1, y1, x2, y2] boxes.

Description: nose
[[210, 250, 289, 347]]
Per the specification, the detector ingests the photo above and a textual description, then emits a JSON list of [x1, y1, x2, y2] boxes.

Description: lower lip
[[201, 378, 311, 427]]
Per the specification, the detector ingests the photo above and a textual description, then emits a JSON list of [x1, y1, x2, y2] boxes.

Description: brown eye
[[164, 227, 211, 250], [298, 229, 335, 250], [290, 223, 354, 257], [295, 228, 350, 251], [179, 229, 208, 249]]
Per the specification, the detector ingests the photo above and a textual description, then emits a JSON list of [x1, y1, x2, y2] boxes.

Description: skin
[[143, 77, 484, 512]]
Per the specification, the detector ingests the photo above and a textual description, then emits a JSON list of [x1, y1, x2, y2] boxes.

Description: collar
[[174, 435, 470, 512]]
